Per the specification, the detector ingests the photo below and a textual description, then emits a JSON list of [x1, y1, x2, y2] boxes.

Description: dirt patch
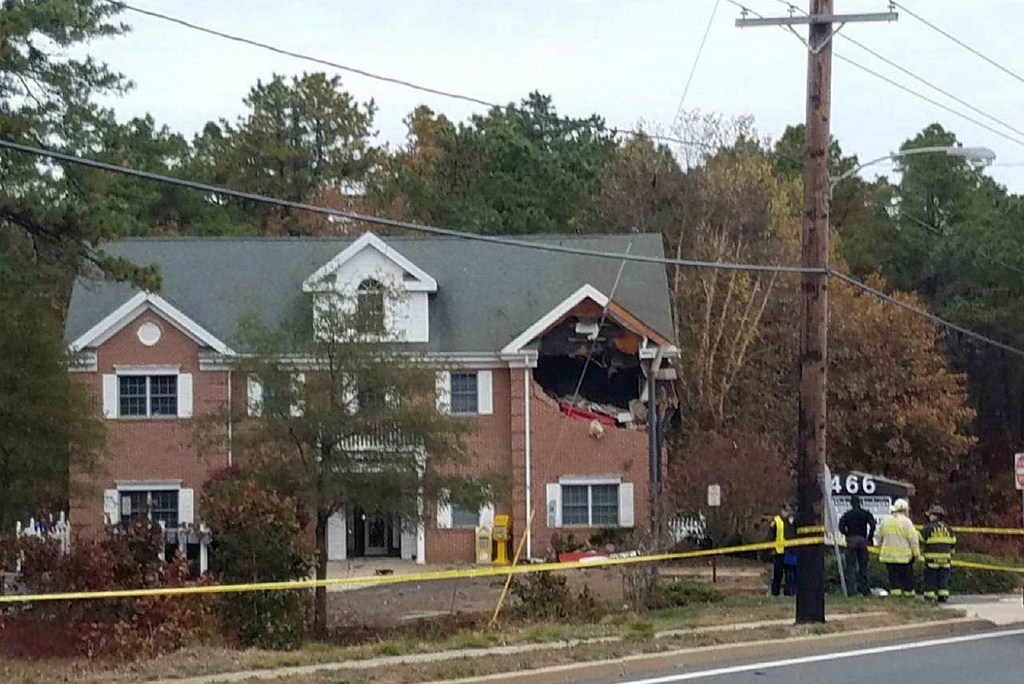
[[328, 567, 629, 629]]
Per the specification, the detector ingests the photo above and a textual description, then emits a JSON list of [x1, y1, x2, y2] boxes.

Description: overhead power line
[[5, 138, 1019, 358], [893, 1, 1024, 88], [831, 270, 1024, 359], [106, 1, 696, 152], [768, 0, 1024, 143], [0, 138, 820, 275], [673, 0, 723, 124], [727, 0, 1024, 150], [767, 0, 1024, 149]]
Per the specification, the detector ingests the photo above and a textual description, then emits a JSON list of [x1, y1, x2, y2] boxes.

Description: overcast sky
[[84, 0, 1024, 191]]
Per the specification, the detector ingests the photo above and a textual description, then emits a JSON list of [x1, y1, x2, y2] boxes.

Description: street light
[[830, 145, 997, 189]]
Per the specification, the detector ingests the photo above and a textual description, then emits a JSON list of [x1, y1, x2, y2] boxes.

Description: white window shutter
[[179, 488, 195, 526], [177, 373, 193, 418], [103, 489, 119, 525], [477, 370, 493, 415], [479, 503, 495, 530], [435, 371, 451, 414], [247, 375, 263, 417], [102, 374, 117, 418], [436, 500, 452, 529], [619, 483, 635, 528], [546, 484, 561, 528], [290, 372, 306, 417]]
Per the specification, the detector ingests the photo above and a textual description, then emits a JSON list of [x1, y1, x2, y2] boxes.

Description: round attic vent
[[137, 321, 162, 346]]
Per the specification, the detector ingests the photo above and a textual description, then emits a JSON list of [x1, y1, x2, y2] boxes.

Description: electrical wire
[[830, 270, 1024, 358], [106, 1, 699, 153], [771, 0, 1024, 144], [893, 1, 1024, 88], [673, 0, 722, 124], [728, 0, 1024, 150], [0, 138, 822, 274]]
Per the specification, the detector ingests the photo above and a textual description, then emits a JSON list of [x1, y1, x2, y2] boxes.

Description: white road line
[[622, 628, 1024, 683]]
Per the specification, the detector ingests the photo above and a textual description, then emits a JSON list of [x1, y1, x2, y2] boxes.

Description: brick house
[[65, 232, 677, 568]]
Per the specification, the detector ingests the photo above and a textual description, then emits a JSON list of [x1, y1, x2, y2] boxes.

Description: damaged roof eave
[[501, 283, 674, 356]]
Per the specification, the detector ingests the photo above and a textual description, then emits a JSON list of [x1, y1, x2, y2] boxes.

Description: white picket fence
[[668, 514, 707, 543], [15, 512, 71, 554]]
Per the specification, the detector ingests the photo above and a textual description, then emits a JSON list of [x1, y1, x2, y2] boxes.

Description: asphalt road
[[587, 627, 1024, 684]]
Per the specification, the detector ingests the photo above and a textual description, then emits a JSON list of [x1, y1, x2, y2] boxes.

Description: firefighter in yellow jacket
[[921, 505, 957, 602], [875, 498, 922, 596]]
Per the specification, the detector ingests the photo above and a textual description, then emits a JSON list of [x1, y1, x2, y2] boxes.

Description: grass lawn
[[0, 594, 956, 684]]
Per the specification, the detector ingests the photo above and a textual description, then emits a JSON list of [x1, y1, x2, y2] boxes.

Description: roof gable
[[69, 292, 234, 355], [302, 232, 437, 293]]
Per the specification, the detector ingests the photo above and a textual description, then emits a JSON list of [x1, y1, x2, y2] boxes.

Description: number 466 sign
[[831, 473, 877, 495]]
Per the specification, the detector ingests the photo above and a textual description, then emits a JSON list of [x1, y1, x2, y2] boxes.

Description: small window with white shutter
[[437, 370, 493, 416]]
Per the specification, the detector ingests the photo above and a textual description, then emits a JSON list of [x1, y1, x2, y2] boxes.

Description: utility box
[[475, 526, 492, 565], [492, 514, 512, 564]]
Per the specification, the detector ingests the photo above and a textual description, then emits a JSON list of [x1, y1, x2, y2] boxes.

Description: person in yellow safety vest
[[875, 498, 922, 596], [921, 504, 957, 603], [769, 504, 796, 597]]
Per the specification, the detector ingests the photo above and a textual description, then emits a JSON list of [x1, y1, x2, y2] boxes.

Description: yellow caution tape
[[799, 524, 1024, 536], [0, 537, 822, 604], [950, 559, 1024, 574]]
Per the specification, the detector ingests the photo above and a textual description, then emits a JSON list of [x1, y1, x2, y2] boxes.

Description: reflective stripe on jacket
[[921, 521, 957, 566], [876, 512, 922, 564], [773, 515, 785, 554]]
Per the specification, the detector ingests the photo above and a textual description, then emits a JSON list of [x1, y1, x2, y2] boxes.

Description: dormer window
[[302, 232, 438, 344], [357, 278, 385, 331]]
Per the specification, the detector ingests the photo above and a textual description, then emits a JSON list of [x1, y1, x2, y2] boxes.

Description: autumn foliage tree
[[233, 284, 494, 638]]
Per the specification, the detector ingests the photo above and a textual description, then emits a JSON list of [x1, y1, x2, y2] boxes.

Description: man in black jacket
[[838, 495, 876, 596]]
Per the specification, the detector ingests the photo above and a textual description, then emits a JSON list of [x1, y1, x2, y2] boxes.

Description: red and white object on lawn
[[1016, 453, 1024, 490]]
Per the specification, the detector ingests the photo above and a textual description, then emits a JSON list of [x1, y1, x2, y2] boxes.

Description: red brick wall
[[425, 367, 513, 564], [70, 310, 231, 538], [511, 373, 649, 560]]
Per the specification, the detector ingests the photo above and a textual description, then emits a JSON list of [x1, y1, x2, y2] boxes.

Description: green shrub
[[203, 472, 315, 649], [648, 580, 724, 609], [823, 552, 1020, 595]]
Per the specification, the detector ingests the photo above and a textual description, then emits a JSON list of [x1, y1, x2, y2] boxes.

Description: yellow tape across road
[[0, 537, 822, 604]]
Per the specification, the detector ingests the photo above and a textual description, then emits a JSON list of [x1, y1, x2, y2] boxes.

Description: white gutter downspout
[[523, 366, 532, 560], [227, 369, 233, 467]]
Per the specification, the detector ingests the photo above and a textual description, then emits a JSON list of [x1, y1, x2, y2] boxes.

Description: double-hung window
[[119, 375, 177, 417], [449, 372, 478, 415], [561, 484, 620, 526], [120, 490, 179, 530]]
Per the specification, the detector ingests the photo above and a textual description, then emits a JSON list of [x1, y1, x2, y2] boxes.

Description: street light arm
[[829, 146, 994, 189]]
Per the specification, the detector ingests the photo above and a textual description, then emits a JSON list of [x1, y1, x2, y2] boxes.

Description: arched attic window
[[356, 278, 385, 331]]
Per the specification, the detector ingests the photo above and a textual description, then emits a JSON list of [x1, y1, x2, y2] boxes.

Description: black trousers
[[924, 564, 951, 599], [844, 536, 871, 596], [771, 554, 795, 596], [885, 561, 915, 596]]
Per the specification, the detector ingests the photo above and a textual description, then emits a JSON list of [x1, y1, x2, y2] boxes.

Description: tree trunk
[[314, 511, 329, 638]]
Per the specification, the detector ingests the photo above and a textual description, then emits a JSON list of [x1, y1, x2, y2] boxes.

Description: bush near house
[[202, 472, 315, 649], [508, 572, 601, 622], [0, 521, 215, 659]]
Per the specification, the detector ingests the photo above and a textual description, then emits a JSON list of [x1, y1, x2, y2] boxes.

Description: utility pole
[[735, 1, 897, 623]]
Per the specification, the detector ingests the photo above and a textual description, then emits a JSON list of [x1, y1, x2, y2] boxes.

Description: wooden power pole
[[736, 1, 897, 623]]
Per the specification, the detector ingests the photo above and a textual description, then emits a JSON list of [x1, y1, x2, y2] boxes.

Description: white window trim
[[115, 480, 183, 491], [558, 475, 622, 486], [114, 364, 182, 375]]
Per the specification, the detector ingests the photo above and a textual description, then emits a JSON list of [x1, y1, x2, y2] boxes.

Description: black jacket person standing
[[838, 495, 876, 596]]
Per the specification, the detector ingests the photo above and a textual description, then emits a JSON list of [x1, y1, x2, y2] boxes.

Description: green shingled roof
[[66, 233, 675, 353]]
